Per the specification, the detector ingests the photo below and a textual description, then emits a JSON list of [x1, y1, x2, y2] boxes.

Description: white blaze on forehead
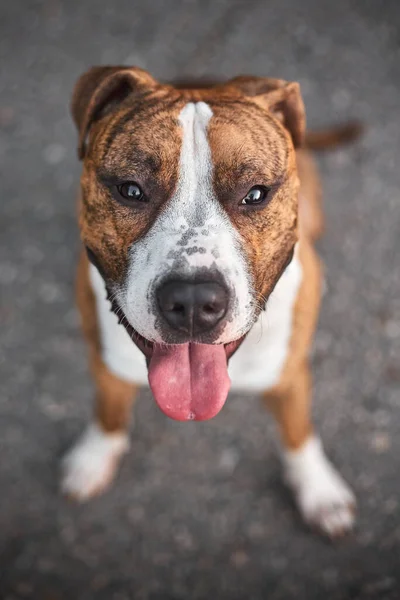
[[177, 101, 214, 212], [116, 101, 255, 344], [159, 101, 221, 233]]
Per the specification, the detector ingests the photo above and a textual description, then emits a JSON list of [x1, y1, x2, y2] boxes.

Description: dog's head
[[72, 67, 304, 421]]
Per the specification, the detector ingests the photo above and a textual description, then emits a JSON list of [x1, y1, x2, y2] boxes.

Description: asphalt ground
[[1, 0, 400, 598]]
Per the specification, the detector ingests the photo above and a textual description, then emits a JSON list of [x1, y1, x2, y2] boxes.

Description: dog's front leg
[[61, 252, 137, 501], [61, 360, 138, 502], [264, 360, 356, 538]]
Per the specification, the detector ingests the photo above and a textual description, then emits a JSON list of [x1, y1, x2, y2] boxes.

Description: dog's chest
[[89, 255, 302, 394], [228, 255, 302, 391]]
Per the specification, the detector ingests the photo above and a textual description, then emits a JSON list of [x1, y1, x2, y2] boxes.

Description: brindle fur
[[70, 68, 357, 527], [72, 66, 320, 445]]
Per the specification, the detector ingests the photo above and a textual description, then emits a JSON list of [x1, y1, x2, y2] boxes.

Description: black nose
[[157, 279, 228, 336]]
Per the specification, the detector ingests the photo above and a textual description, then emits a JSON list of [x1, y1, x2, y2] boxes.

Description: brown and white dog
[[62, 66, 360, 537]]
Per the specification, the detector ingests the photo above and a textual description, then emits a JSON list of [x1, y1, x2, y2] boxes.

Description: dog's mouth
[[108, 291, 245, 421], [125, 322, 244, 362]]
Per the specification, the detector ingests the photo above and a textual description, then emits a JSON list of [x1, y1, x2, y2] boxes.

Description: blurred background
[[1, 0, 400, 598]]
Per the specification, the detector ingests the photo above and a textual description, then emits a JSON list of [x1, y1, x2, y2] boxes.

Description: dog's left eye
[[116, 182, 147, 203], [241, 185, 271, 206]]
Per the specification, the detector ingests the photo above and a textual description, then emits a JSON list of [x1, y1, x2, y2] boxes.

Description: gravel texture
[[1, 0, 400, 598]]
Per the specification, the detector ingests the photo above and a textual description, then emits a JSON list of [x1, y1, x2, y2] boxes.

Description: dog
[[62, 66, 361, 538]]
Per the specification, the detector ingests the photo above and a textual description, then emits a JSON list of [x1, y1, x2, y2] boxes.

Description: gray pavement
[[1, 0, 400, 598]]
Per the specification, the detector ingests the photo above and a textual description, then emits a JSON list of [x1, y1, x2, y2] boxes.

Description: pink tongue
[[148, 343, 231, 421]]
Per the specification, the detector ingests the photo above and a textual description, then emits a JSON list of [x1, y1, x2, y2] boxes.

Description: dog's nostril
[[203, 303, 216, 314], [172, 303, 185, 314]]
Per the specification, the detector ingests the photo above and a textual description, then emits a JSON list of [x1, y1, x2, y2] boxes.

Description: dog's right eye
[[116, 182, 147, 203]]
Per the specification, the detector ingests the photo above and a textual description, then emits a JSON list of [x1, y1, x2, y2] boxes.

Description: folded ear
[[71, 66, 158, 159], [224, 75, 306, 148]]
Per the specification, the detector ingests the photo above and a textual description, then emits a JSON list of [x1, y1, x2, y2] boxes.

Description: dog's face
[[73, 67, 305, 420]]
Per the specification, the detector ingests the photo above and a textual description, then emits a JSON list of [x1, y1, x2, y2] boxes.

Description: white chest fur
[[89, 252, 302, 393], [228, 253, 302, 391]]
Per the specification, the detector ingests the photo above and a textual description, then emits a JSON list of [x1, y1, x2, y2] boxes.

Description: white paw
[[61, 423, 129, 502], [284, 436, 356, 538]]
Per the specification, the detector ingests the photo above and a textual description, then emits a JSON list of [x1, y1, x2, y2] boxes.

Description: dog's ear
[[71, 66, 158, 159], [224, 76, 306, 148]]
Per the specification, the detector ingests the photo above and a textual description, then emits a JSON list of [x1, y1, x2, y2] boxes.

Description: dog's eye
[[117, 182, 147, 202], [241, 185, 271, 206]]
